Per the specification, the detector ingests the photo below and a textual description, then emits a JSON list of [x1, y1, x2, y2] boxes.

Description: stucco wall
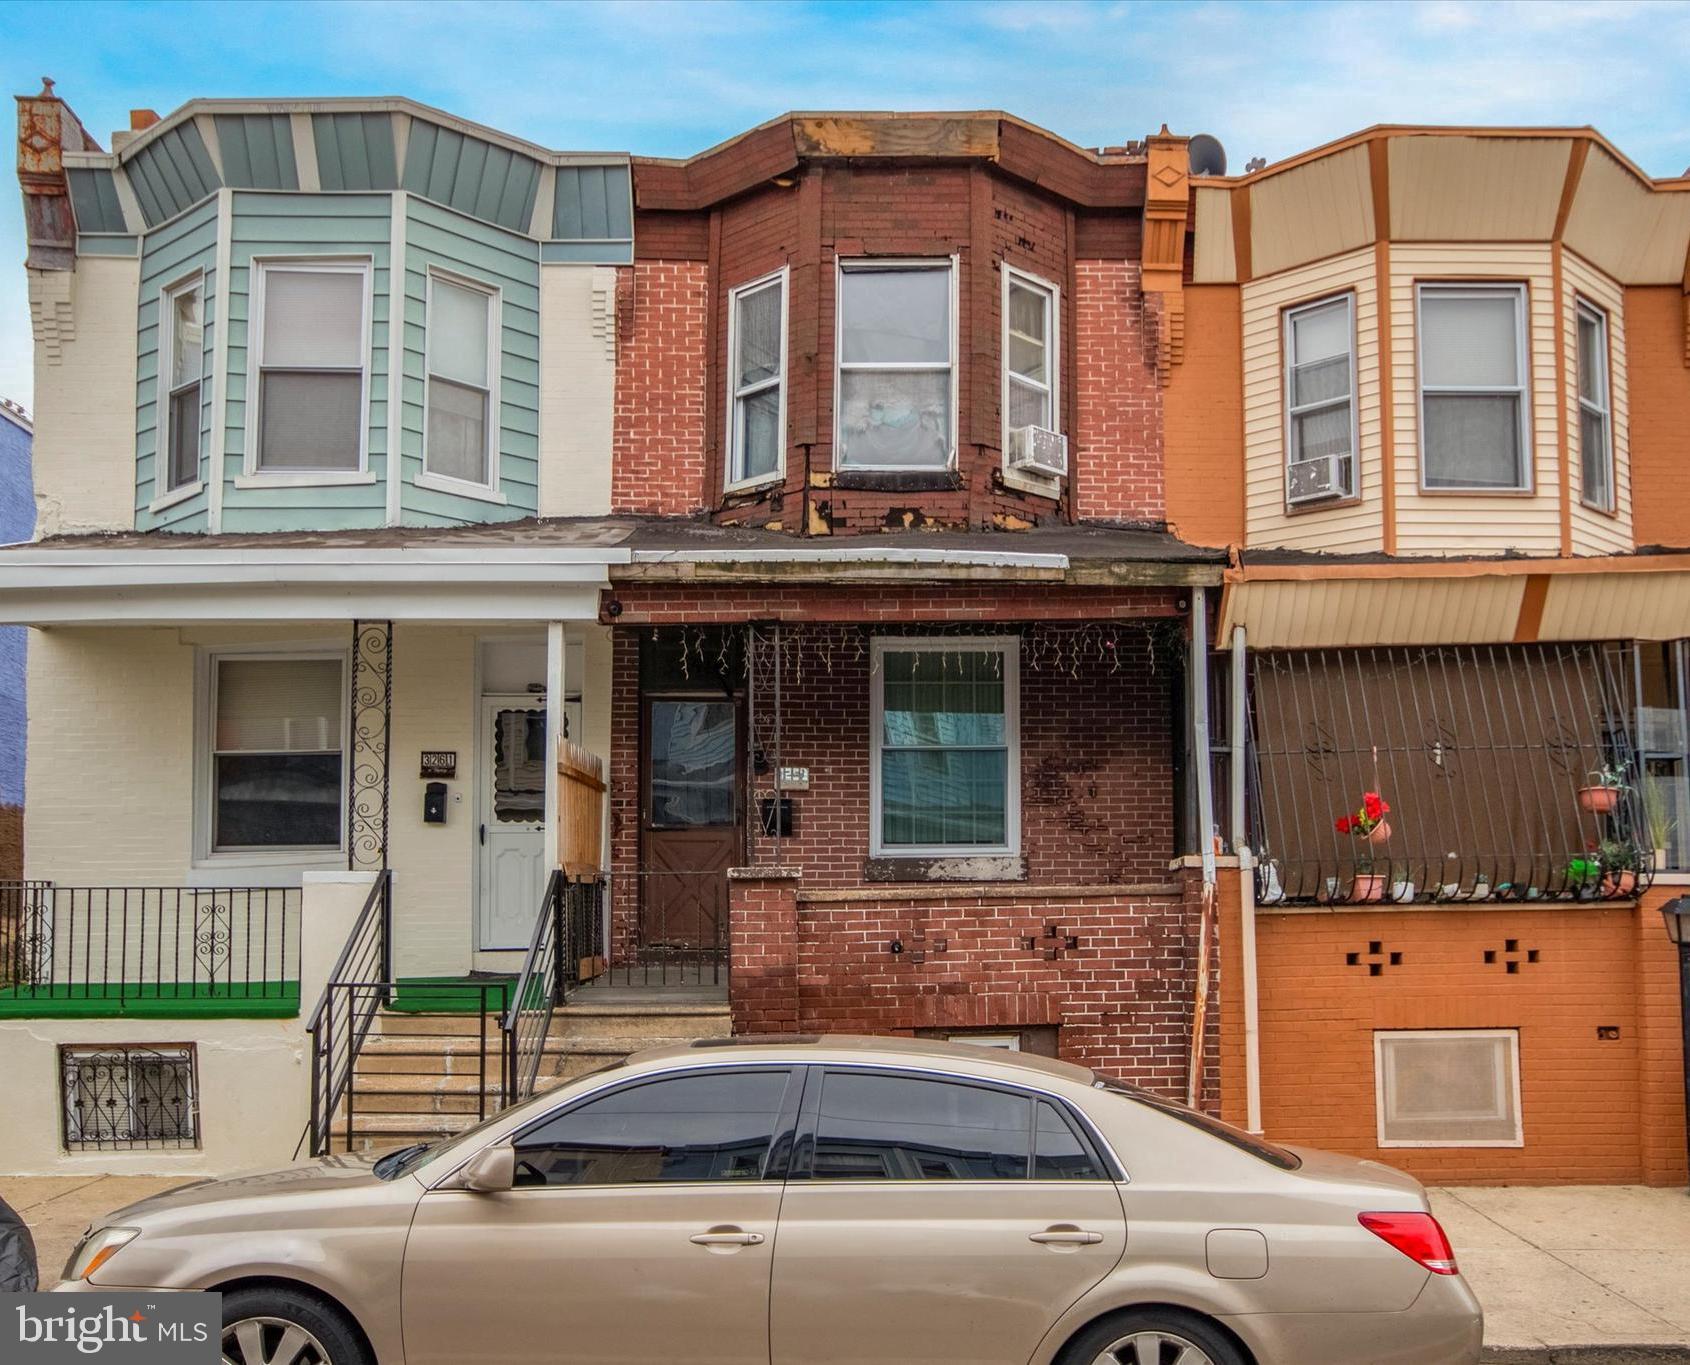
[[538, 265, 616, 516]]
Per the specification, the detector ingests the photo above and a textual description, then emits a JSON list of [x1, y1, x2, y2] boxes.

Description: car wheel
[[1062, 1308, 1246, 1365], [220, 1287, 369, 1365]]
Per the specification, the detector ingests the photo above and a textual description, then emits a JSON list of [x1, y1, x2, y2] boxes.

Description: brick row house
[[2, 83, 1687, 1192]]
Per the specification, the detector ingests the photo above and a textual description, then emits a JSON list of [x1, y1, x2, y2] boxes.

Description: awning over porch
[[1217, 552, 1690, 649]]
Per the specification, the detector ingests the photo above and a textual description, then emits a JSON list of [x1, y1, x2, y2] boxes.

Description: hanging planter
[[1577, 765, 1627, 815], [1364, 819, 1393, 846]]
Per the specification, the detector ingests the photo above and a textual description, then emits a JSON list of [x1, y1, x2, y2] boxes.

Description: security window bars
[[62, 1044, 198, 1151], [1576, 301, 1614, 513], [1417, 284, 1530, 491], [837, 261, 955, 470], [727, 270, 786, 488], [254, 262, 369, 472], [871, 638, 1018, 857], [1376, 1030, 1522, 1147], [1283, 295, 1356, 503], [211, 655, 345, 852], [425, 273, 498, 488], [161, 277, 204, 493], [1004, 269, 1058, 436]]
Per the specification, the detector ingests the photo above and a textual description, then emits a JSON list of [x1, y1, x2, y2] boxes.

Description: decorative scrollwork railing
[[347, 619, 394, 872]]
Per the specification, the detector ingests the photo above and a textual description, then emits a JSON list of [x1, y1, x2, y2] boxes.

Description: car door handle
[[690, 1227, 765, 1247], [1029, 1226, 1105, 1245]]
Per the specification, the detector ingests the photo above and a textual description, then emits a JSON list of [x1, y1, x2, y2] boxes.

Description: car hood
[[1283, 1144, 1430, 1206], [99, 1153, 389, 1227]]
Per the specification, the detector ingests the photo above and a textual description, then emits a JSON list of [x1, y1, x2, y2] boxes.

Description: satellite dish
[[1188, 134, 1227, 177]]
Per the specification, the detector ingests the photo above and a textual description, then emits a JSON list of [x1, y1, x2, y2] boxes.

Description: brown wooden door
[[640, 697, 740, 954]]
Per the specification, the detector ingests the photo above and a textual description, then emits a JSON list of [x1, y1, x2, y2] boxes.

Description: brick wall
[[604, 582, 1184, 626], [1625, 285, 1690, 550], [1163, 283, 1245, 547], [610, 261, 709, 514], [1217, 882, 1689, 1185], [1073, 258, 1165, 522]]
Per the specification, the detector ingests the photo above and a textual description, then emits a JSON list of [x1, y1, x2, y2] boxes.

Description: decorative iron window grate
[[1247, 643, 1652, 905], [61, 1044, 198, 1151]]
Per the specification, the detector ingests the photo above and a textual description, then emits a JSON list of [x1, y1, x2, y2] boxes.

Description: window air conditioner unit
[[1287, 453, 1351, 505], [1006, 425, 1068, 479]]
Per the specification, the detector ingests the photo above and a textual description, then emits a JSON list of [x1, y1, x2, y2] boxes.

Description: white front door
[[477, 696, 581, 952]]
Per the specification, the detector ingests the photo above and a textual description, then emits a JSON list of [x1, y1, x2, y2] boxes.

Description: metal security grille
[[60, 1044, 198, 1151], [1248, 643, 1652, 904]]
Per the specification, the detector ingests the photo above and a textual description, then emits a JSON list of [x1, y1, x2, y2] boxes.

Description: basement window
[[61, 1044, 198, 1151], [1375, 1029, 1523, 1147]]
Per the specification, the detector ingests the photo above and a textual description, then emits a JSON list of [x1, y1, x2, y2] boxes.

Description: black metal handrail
[[303, 870, 391, 1158], [503, 872, 604, 1105], [0, 881, 300, 1004]]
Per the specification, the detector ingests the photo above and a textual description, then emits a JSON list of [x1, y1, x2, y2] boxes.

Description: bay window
[[425, 272, 499, 490], [837, 260, 956, 470], [159, 276, 204, 495], [726, 268, 787, 488], [1417, 284, 1530, 491], [871, 637, 1018, 857], [252, 261, 369, 475], [1576, 300, 1613, 513]]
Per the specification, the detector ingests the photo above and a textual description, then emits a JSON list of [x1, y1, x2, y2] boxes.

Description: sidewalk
[[4, 1173, 1688, 1361]]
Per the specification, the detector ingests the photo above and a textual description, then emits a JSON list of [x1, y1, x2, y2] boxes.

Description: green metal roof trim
[[66, 166, 127, 233], [552, 163, 633, 260], [402, 120, 540, 233], [76, 234, 138, 256], [126, 121, 221, 227], [215, 113, 299, 190], [313, 111, 399, 191]]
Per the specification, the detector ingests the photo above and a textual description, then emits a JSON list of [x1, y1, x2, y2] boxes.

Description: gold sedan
[[57, 1036, 1482, 1365]]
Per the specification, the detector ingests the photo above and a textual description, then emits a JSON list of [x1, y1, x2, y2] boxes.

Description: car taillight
[[1358, 1211, 1459, 1274]]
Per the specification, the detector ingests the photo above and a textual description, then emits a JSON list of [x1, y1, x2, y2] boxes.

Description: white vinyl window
[[1417, 284, 1531, 491], [1003, 267, 1059, 439], [158, 275, 204, 495], [1375, 1030, 1523, 1148], [1576, 300, 1614, 513], [726, 268, 787, 489], [837, 259, 957, 470], [1283, 294, 1357, 504], [207, 654, 345, 854], [252, 260, 370, 475], [424, 271, 500, 491], [870, 637, 1019, 858]]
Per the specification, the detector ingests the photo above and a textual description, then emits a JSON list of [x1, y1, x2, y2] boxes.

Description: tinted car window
[[1091, 1073, 1302, 1171], [811, 1071, 1030, 1180], [1033, 1100, 1105, 1180], [514, 1069, 791, 1186]]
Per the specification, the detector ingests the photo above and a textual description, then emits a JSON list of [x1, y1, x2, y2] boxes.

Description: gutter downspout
[[1232, 623, 1263, 1134], [1187, 589, 1216, 1107]]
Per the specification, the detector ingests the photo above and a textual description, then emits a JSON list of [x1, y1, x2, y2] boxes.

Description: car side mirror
[[459, 1143, 515, 1193]]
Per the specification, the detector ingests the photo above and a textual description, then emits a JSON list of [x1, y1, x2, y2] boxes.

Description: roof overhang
[[0, 546, 623, 625], [1217, 555, 1690, 648]]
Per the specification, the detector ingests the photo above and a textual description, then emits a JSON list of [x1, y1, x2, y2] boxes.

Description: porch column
[[347, 620, 394, 871], [727, 866, 802, 1034], [544, 622, 567, 870]]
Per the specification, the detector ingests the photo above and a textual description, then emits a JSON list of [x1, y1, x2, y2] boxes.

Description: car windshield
[[1091, 1073, 1302, 1171]]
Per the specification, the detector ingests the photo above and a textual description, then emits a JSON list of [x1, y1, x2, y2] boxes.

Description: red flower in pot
[[1336, 791, 1393, 901]]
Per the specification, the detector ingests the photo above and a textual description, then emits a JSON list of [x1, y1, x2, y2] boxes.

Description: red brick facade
[[1074, 259, 1165, 522], [610, 261, 709, 514]]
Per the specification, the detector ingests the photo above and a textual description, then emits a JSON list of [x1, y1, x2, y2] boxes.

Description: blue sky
[[2, 0, 1688, 407]]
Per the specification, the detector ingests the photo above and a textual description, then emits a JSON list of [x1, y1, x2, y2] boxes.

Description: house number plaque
[[420, 751, 458, 778]]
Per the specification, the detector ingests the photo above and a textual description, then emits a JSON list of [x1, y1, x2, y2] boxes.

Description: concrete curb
[[1483, 1349, 1690, 1364]]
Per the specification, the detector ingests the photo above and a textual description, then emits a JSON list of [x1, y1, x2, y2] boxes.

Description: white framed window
[[726, 267, 788, 490], [1375, 1029, 1523, 1148], [249, 259, 372, 478], [1283, 293, 1357, 504], [1416, 283, 1531, 492], [204, 652, 346, 856], [1002, 266, 1059, 441], [836, 258, 957, 471], [1576, 299, 1614, 513], [158, 273, 205, 497], [423, 269, 501, 494], [870, 636, 1019, 858]]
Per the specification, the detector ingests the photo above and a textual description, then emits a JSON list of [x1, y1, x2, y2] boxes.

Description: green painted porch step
[[0, 981, 300, 1020], [382, 975, 532, 1015]]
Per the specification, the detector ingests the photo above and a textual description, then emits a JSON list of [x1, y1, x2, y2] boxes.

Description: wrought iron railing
[[303, 870, 390, 1157], [504, 873, 605, 1104], [0, 882, 301, 1006], [1247, 643, 1655, 906]]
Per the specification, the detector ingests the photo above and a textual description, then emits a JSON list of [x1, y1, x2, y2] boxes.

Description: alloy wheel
[[221, 1316, 334, 1365], [1092, 1331, 1215, 1365]]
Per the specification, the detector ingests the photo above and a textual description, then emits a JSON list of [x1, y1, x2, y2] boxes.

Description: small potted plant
[[1640, 775, 1675, 868], [1336, 790, 1392, 902], [1577, 764, 1628, 815], [1597, 839, 1645, 897], [1566, 853, 1602, 899]]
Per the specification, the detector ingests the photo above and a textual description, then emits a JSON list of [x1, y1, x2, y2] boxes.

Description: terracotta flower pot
[[1578, 786, 1621, 814], [1349, 874, 1386, 903], [1602, 869, 1637, 896], [1364, 819, 1392, 845]]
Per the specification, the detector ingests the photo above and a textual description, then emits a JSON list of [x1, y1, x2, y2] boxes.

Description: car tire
[[1059, 1307, 1247, 1365], [220, 1286, 371, 1365]]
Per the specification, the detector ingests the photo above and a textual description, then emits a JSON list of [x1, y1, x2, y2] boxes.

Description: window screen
[[426, 276, 494, 486], [256, 266, 366, 471], [1418, 286, 1528, 490], [838, 264, 953, 469], [212, 657, 343, 850], [810, 1071, 1031, 1180], [1376, 1030, 1522, 1146]]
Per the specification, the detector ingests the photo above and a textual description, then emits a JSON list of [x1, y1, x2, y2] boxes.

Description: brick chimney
[[15, 77, 100, 271]]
